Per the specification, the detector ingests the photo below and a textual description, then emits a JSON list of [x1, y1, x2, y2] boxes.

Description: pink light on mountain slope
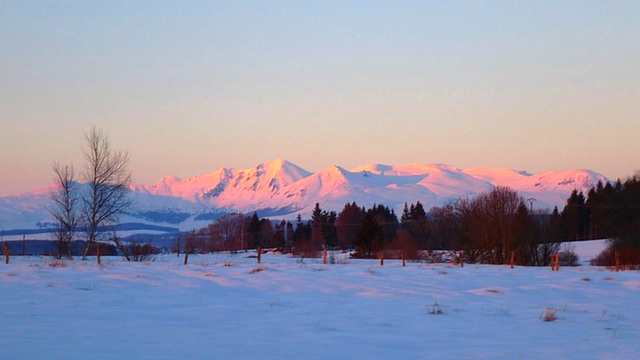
[[520, 169, 606, 193], [132, 158, 312, 203], [416, 167, 493, 198], [351, 163, 459, 176], [463, 166, 531, 188], [287, 165, 352, 198]]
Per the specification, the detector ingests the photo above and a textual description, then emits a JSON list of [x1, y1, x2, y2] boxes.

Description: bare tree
[[81, 127, 132, 259], [208, 213, 245, 251], [49, 162, 78, 259], [462, 186, 526, 264]]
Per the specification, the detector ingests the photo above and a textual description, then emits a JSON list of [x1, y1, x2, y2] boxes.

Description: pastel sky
[[1, 1, 639, 196]]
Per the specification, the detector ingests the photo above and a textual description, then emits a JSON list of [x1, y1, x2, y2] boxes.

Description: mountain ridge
[[0, 159, 609, 236]]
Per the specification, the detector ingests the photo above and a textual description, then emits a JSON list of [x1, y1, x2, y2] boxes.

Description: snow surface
[[566, 240, 609, 264], [1, 243, 638, 359]]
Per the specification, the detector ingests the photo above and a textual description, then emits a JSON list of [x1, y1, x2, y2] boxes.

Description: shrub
[[84, 242, 117, 256], [46, 260, 68, 267], [123, 242, 160, 262], [591, 238, 640, 268], [559, 244, 579, 266], [423, 251, 447, 264], [427, 301, 445, 315], [291, 240, 320, 259], [542, 307, 558, 322]]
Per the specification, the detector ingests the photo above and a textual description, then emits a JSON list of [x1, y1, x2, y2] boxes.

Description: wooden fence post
[[510, 251, 515, 269], [96, 242, 101, 265], [257, 247, 261, 264], [184, 247, 189, 265], [323, 247, 327, 265], [4, 242, 9, 264], [555, 253, 560, 271], [379, 252, 384, 266]]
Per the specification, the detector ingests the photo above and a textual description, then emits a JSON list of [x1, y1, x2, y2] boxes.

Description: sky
[[1, 1, 639, 196]]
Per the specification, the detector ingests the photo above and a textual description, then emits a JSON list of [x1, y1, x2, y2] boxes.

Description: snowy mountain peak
[[524, 169, 605, 192], [294, 165, 352, 196], [256, 158, 313, 184], [322, 164, 349, 177]]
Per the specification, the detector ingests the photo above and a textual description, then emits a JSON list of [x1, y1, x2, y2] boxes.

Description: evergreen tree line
[[560, 177, 640, 241]]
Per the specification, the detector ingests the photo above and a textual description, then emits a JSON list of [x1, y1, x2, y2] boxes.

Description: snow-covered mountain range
[[0, 158, 608, 237]]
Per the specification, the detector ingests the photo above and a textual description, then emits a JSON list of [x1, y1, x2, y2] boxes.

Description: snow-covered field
[[1, 246, 638, 359]]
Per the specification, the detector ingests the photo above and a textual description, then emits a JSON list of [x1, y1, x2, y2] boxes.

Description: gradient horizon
[[1, 1, 638, 196]]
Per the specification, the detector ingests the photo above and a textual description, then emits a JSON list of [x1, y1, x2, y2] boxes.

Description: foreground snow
[[1, 252, 638, 359]]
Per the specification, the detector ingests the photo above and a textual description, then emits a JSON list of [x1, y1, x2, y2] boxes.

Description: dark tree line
[[183, 193, 560, 265], [180, 213, 279, 253], [560, 174, 640, 266], [326, 188, 562, 265], [180, 202, 396, 257], [180, 211, 314, 254], [560, 176, 640, 242], [179, 173, 640, 266]]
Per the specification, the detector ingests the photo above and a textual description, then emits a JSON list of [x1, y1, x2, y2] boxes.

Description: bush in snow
[[541, 307, 558, 322], [558, 244, 579, 266], [123, 242, 160, 262], [591, 237, 640, 268]]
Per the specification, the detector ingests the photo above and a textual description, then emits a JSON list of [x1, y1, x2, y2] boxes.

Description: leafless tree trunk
[[81, 127, 132, 260], [50, 162, 78, 259]]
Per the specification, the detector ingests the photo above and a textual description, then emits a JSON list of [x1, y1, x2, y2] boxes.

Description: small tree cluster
[[352, 205, 398, 258], [427, 187, 562, 265], [310, 203, 337, 249]]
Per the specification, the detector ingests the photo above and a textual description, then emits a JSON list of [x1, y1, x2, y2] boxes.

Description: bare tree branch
[[49, 162, 78, 259], [81, 126, 133, 259]]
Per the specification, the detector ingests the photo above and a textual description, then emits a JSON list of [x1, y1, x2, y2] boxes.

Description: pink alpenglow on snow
[[0, 159, 608, 233]]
